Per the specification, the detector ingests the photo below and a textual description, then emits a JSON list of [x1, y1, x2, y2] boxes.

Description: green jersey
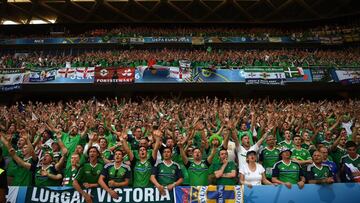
[[74, 162, 104, 185], [152, 161, 182, 186], [340, 154, 360, 171], [0, 140, 9, 157], [131, 157, 155, 187], [62, 167, 78, 186], [61, 132, 83, 155], [306, 163, 332, 181], [291, 148, 311, 161], [278, 140, 294, 149], [8, 157, 35, 186], [185, 160, 211, 186], [101, 149, 112, 160], [330, 146, 347, 167], [272, 160, 304, 184], [259, 147, 280, 178], [321, 140, 333, 148], [210, 161, 237, 185], [101, 163, 131, 185], [62, 132, 84, 168], [34, 165, 60, 187]]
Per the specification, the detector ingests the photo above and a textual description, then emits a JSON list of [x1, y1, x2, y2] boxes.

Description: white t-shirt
[[239, 163, 265, 186], [236, 144, 259, 168]]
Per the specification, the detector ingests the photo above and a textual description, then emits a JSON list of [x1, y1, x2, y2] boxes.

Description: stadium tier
[[1, 1, 360, 203]]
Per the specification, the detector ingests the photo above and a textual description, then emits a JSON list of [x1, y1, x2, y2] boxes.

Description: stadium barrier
[[6, 183, 360, 203], [0, 33, 359, 45], [1, 66, 360, 92]]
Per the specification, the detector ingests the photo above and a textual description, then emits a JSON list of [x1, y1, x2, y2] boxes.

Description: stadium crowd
[[84, 23, 360, 38], [1, 48, 360, 69], [0, 97, 359, 202], [1, 23, 359, 39]]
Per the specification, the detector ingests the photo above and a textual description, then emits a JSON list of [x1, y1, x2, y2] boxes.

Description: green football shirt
[[62, 167, 78, 186], [34, 165, 61, 187], [272, 160, 303, 184], [101, 163, 131, 185], [8, 157, 35, 186], [306, 163, 332, 181], [291, 148, 311, 161], [278, 140, 294, 150], [131, 157, 155, 187], [185, 160, 211, 186], [74, 162, 104, 185], [62, 132, 84, 168], [341, 154, 360, 171], [259, 147, 280, 178], [152, 161, 182, 186], [210, 161, 237, 185], [330, 146, 347, 167]]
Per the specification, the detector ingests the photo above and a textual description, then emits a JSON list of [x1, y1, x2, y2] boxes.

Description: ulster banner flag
[[95, 67, 135, 83]]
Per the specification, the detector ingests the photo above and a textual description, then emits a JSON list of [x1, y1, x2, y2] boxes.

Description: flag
[[284, 67, 304, 78], [95, 67, 135, 83], [57, 68, 76, 78], [76, 67, 95, 79], [244, 67, 285, 85], [332, 68, 360, 85], [284, 67, 312, 83], [27, 68, 56, 82], [175, 185, 243, 203], [0, 69, 24, 91]]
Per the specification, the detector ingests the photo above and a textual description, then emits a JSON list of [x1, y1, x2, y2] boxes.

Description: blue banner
[[191, 68, 245, 83], [311, 67, 335, 82], [330, 68, 360, 85], [5, 184, 360, 203], [175, 183, 360, 203]]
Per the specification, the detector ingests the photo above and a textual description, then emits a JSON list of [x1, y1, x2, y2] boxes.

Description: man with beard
[[306, 151, 334, 184], [123, 130, 161, 187], [151, 147, 183, 195], [98, 149, 131, 200], [73, 146, 104, 203]]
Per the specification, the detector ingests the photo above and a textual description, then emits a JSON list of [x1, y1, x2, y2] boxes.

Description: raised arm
[[152, 130, 162, 160], [178, 139, 188, 166], [121, 135, 134, 161], [8, 148, 32, 170], [255, 127, 272, 147], [207, 146, 217, 164]]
